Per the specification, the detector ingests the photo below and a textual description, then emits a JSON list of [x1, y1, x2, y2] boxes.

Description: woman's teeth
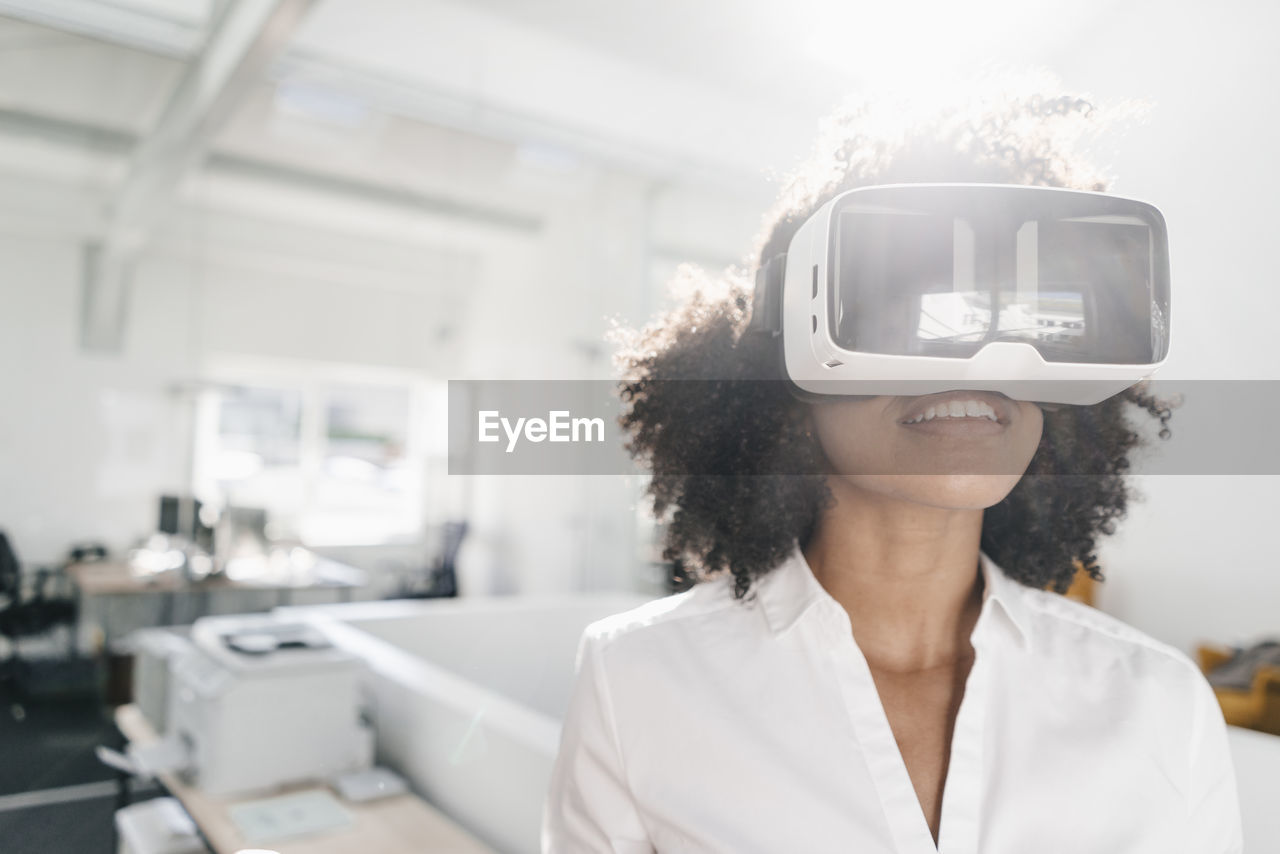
[[903, 400, 999, 424]]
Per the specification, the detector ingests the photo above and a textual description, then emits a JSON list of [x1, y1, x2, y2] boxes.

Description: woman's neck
[[802, 477, 986, 673]]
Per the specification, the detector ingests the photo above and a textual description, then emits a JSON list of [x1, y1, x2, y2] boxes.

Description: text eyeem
[[478, 410, 606, 453]]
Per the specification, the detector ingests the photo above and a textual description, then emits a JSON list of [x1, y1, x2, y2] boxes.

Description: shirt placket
[[818, 601, 989, 854], [935, 642, 987, 854]]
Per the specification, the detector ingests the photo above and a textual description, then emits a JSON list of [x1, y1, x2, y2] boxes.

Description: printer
[[154, 613, 374, 796]]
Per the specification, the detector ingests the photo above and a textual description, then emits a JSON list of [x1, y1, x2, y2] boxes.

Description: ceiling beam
[[0, 106, 134, 156], [82, 0, 316, 352], [0, 106, 543, 237]]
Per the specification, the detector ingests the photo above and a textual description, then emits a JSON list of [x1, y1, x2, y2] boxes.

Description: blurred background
[[0, 1, 1278, 852]]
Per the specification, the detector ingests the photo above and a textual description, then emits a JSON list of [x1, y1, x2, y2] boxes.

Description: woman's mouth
[[898, 392, 1010, 436], [902, 399, 999, 424]]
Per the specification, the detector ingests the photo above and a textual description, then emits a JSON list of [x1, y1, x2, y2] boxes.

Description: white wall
[[1058, 1, 1280, 655], [1096, 477, 1280, 656]]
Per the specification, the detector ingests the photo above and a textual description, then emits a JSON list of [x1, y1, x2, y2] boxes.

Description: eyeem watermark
[[450, 381, 631, 474], [478, 410, 606, 453]]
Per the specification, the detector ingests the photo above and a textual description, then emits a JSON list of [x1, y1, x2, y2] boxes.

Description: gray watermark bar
[[447, 380, 1280, 475]]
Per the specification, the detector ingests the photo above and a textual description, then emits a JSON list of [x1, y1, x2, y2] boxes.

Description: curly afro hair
[[614, 84, 1175, 602]]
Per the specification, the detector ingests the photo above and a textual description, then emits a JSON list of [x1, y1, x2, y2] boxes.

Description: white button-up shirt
[[542, 545, 1242, 853]]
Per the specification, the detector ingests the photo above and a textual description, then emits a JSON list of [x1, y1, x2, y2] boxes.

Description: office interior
[[0, 1, 1277, 852]]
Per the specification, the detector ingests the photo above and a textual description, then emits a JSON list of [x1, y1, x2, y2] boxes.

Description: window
[[193, 363, 443, 546], [311, 383, 416, 544]]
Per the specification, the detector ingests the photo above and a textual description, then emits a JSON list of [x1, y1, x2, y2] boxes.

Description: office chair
[[398, 520, 467, 599], [0, 530, 80, 706]]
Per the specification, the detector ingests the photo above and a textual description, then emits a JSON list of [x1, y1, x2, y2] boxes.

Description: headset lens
[[831, 193, 1168, 364]]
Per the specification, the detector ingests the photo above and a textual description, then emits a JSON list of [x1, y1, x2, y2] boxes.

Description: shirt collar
[[756, 542, 1032, 651]]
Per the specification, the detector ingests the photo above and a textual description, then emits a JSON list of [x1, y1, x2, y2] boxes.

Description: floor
[[0, 685, 163, 854]]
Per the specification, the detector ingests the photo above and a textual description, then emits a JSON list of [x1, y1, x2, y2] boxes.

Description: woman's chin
[[838, 472, 1024, 511]]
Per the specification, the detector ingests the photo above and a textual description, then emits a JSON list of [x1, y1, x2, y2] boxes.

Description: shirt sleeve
[[541, 627, 655, 854], [1183, 668, 1243, 854]]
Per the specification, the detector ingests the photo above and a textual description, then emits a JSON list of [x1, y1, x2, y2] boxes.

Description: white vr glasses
[[747, 184, 1171, 406]]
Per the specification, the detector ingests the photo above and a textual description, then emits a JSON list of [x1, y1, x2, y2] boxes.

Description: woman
[[541, 89, 1241, 853]]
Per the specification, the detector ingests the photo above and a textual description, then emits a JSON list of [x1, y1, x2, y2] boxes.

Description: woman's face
[[810, 390, 1044, 510]]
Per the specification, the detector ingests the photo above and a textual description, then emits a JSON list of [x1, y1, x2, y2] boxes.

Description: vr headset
[[747, 184, 1170, 406]]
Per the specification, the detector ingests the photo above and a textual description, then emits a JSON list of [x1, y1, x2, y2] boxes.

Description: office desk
[[68, 561, 363, 655], [114, 704, 496, 854]]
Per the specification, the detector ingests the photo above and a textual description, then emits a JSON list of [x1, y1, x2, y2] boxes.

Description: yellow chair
[[1196, 643, 1280, 736], [1043, 559, 1096, 606], [1061, 560, 1097, 606]]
